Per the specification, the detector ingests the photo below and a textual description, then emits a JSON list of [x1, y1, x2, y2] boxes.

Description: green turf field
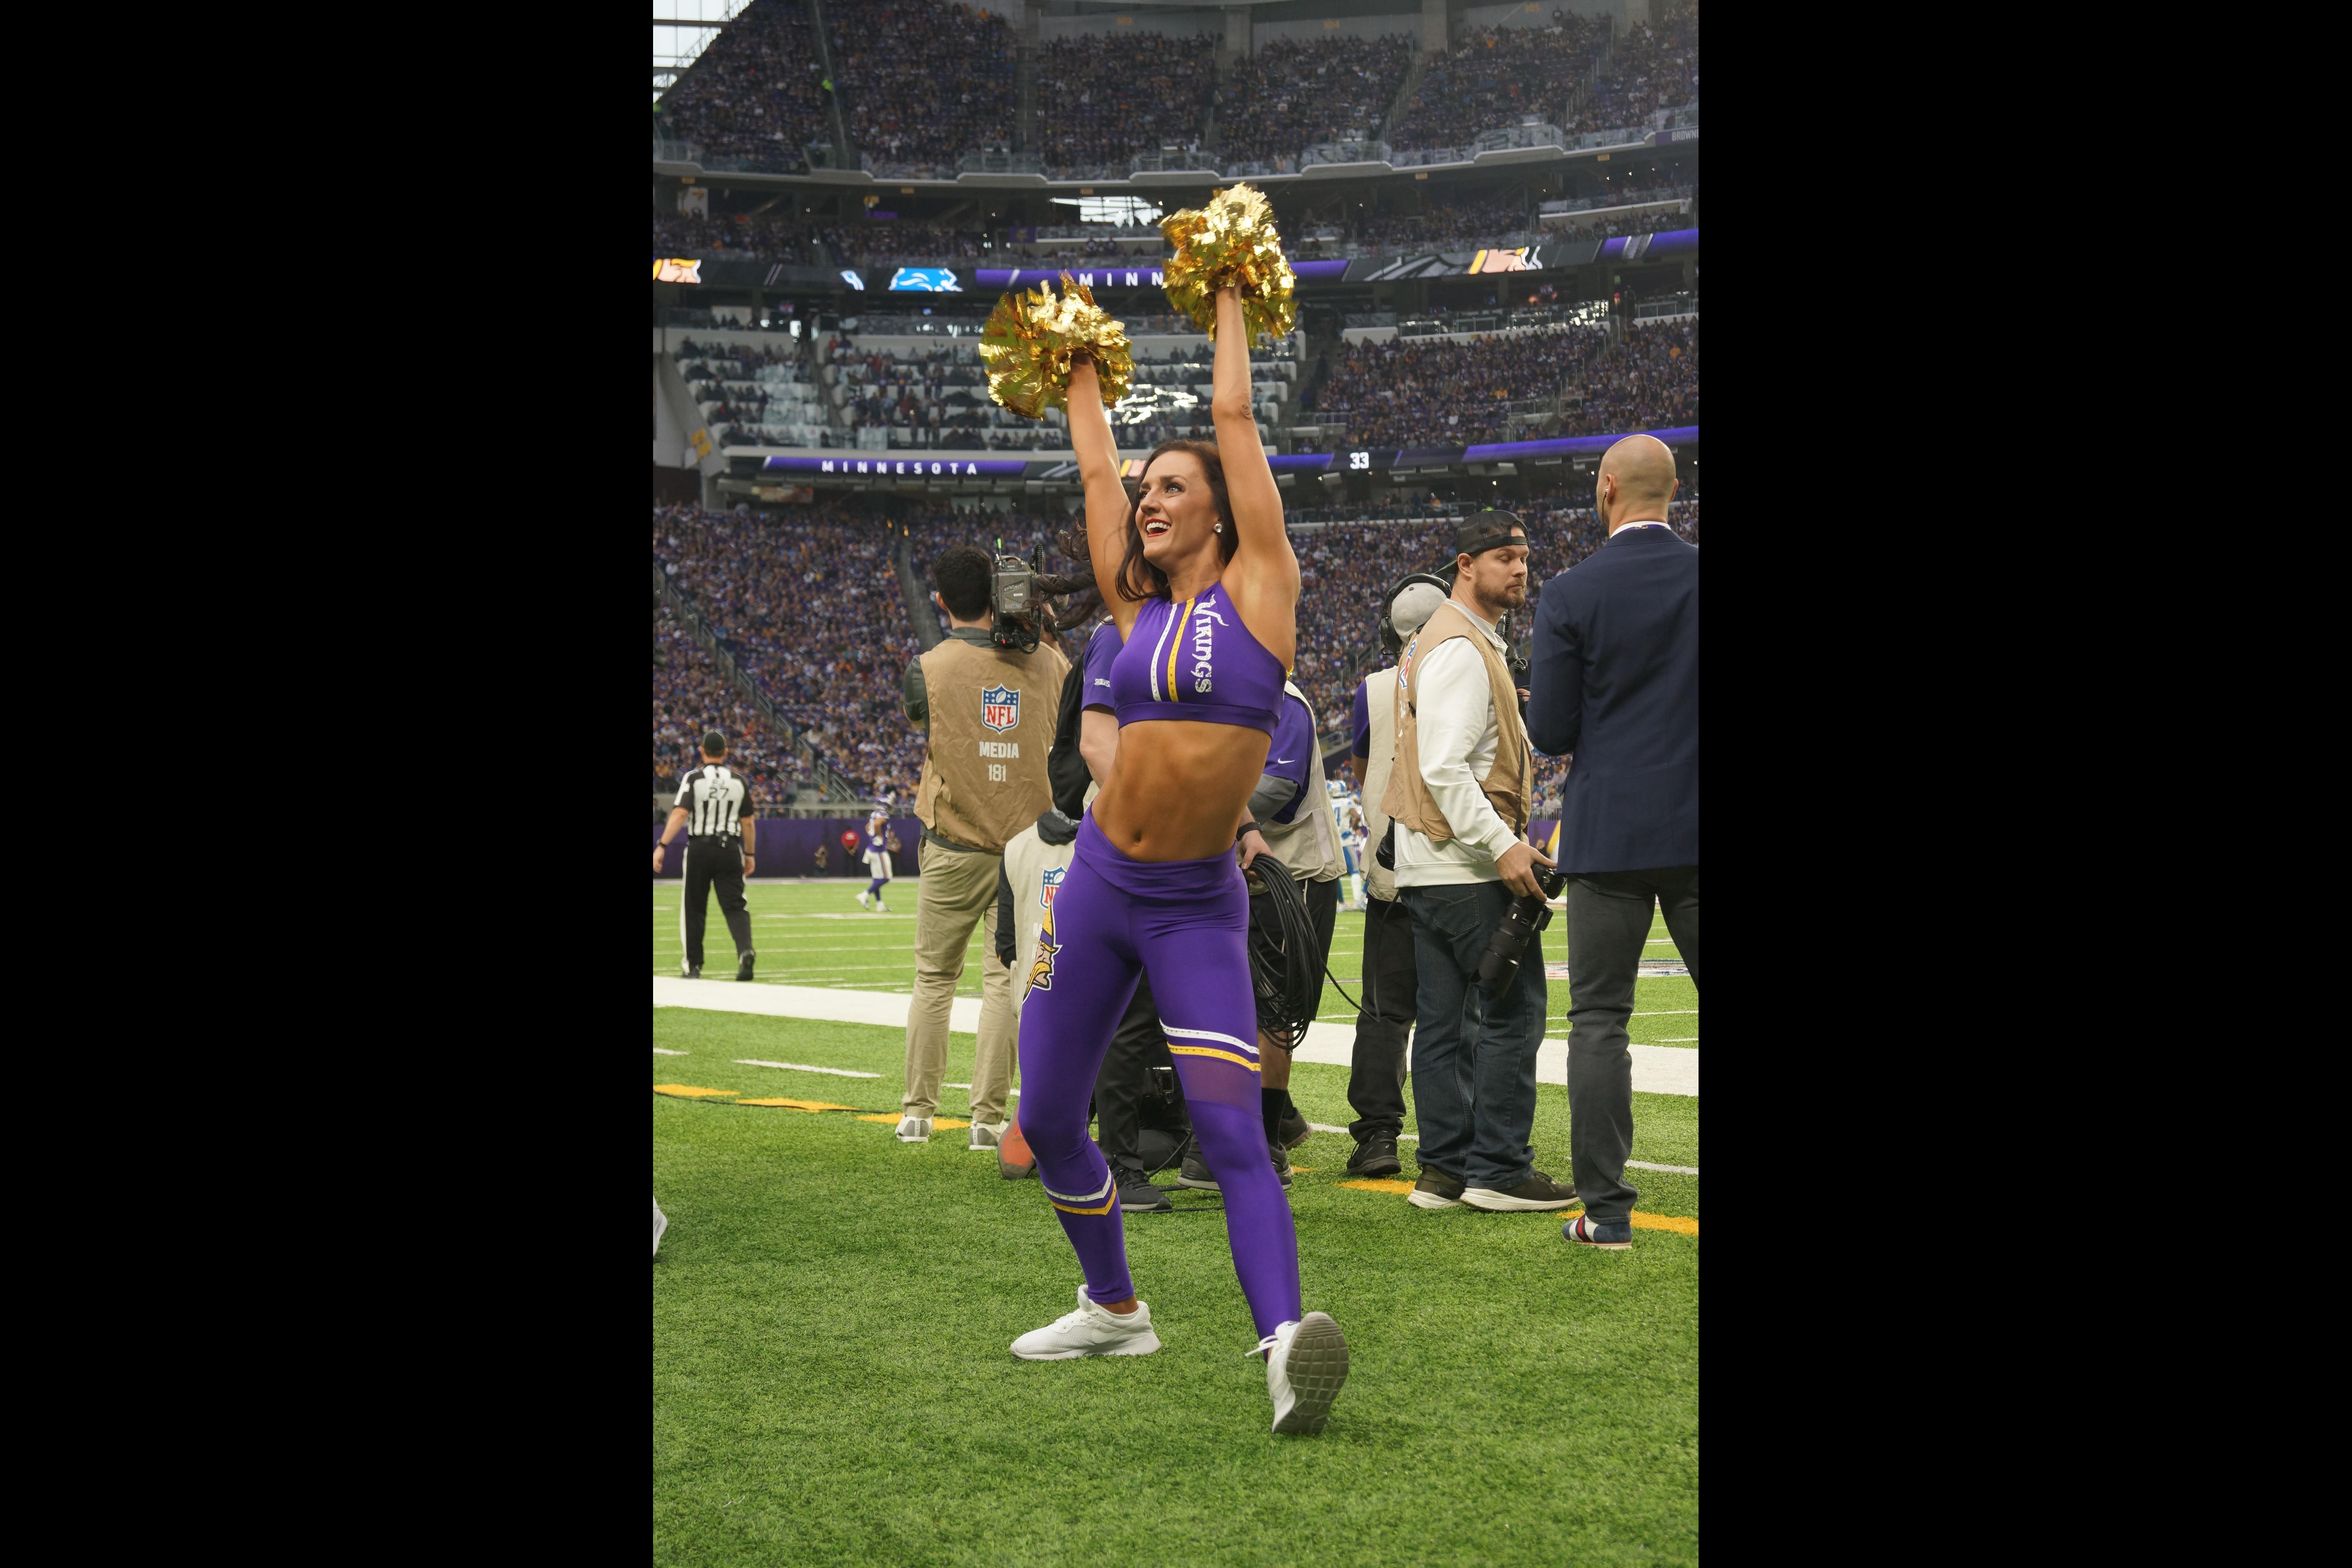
[[654, 878, 1697, 1567]]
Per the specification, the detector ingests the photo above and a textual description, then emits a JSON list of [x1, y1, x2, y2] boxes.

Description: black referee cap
[[701, 730, 727, 756], [1454, 510, 1528, 560]]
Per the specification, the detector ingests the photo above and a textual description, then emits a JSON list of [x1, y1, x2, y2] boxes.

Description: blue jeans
[[1400, 879, 1547, 1190]]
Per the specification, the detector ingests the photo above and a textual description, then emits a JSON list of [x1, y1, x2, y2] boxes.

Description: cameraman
[[1381, 513, 1574, 1214], [895, 544, 1071, 1152]]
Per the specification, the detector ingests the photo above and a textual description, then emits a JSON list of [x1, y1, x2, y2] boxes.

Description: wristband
[[1236, 820, 1260, 843]]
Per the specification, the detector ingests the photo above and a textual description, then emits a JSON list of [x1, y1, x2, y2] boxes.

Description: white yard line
[[653, 1047, 687, 1055], [653, 978, 1696, 1094], [735, 1058, 883, 1079]]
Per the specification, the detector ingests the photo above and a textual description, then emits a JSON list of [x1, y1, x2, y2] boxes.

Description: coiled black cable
[[1244, 859, 1333, 1051]]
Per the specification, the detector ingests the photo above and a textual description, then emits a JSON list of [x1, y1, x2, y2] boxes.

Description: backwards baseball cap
[[1453, 510, 1528, 560]]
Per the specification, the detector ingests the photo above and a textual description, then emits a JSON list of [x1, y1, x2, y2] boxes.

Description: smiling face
[[1134, 449, 1222, 571]]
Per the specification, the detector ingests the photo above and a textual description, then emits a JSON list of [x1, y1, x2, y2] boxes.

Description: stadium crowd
[[830, 0, 1018, 168], [1311, 328, 1606, 451], [654, 597, 806, 800], [1213, 34, 1417, 167], [1573, 4, 1699, 134], [654, 0, 832, 168], [1559, 321, 1698, 436], [1356, 196, 1535, 250], [1039, 31, 1215, 172], [1551, 208, 1691, 243], [1394, 16, 1610, 149], [653, 477, 1690, 814]]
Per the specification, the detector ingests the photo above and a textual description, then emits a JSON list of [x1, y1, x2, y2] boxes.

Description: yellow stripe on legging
[[1168, 1044, 1261, 1072], [1164, 596, 1195, 702], [1050, 1192, 1121, 1215]]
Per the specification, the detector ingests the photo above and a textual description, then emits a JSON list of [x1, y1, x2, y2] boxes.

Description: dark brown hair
[[1116, 439, 1237, 603], [1033, 530, 1102, 632]]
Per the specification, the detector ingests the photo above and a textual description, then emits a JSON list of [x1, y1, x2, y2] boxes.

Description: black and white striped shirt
[[675, 765, 755, 838]]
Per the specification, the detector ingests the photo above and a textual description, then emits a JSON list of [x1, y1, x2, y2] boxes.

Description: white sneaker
[[969, 1120, 1007, 1151], [894, 1115, 932, 1143], [857, 891, 870, 909], [875, 901, 890, 912], [1255, 1311, 1349, 1435], [1010, 1285, 1161, 1361]]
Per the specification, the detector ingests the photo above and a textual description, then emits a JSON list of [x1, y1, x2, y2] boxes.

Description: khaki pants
[[901, 838, 1016, 1124]]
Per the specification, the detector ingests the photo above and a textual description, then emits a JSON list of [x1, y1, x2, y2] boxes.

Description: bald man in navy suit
[[1525, 435, 1698, 1250]]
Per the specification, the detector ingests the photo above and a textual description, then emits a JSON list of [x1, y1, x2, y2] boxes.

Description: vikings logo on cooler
[[1027, 903, 1059, 995], [981, 684, 1019, 732]]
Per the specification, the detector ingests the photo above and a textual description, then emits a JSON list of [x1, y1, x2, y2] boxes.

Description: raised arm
[[1067, 357, 1140, 637], [1210, 288, 1297, 662]]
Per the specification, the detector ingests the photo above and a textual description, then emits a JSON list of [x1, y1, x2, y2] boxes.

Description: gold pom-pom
[[1159, 183, 1298, 346], [978, 274, 1134, 421]]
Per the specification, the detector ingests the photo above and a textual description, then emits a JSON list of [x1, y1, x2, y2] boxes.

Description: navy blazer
[[1526, 523, 1698, 873]]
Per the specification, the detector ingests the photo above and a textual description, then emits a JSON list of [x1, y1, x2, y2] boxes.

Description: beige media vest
[[913, 637, 1069, 854], [1359, 671, 1401, 903], [1254, 680, 1344, 884], [1380, 600, 1532, 842]]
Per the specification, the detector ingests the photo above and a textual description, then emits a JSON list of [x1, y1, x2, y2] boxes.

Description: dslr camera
[[1476, 864, 1566, 989]]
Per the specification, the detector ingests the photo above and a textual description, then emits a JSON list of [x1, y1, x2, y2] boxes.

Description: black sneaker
[[682, 964, 702, 979], [1114, 1166, 1172, 1213], [1175, 1144, 1291, 1191], [1345, 1134, 1403, 1179], [1461, 1169, 1579, 1212], [1177, 1146, 1219, 1192], [736, 950, 756, 982], [1276, 1106, 1312, 1150], [1407, 1166, 1466, 1210]]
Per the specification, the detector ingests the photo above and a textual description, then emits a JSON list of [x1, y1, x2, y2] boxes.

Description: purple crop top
[[1107, 583, 1286, 735]]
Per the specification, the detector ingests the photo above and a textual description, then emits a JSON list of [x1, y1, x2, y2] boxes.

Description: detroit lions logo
[[981, 685, 1019, 732], [1027, 904, 1060, 995]]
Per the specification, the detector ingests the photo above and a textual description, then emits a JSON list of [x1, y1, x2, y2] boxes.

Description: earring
[[1214, 523, 1224, 534]]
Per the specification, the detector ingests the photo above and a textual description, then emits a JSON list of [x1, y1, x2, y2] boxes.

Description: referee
[[653, 730, 757, 981]]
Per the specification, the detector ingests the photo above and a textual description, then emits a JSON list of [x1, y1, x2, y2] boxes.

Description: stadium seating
[[1391, 17, 1610, 151], [1311, 327, 1608, 451], [1214, 34, 1417, 168], [1560, 320, 1698, 437], [1039, 31, 1216, 176], [653, 0, 833, 170], [826, 335, 1296, 452], [676, 337, 829, 450], [654, 595, 806, 802], [830, 0, 1018, 172], [1572, 4, 1699, 137]]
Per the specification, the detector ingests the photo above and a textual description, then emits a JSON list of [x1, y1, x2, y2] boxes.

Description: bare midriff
[[1093, 719, 1273, 862]]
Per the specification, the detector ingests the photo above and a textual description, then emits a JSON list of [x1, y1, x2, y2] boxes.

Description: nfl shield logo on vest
[[1040, 865, 1063, 907], [981, 685, 1019, 732]]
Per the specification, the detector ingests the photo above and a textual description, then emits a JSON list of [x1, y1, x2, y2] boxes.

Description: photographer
[[895, 544, 1071, 1152], [1381, 513, 1575, 1215]]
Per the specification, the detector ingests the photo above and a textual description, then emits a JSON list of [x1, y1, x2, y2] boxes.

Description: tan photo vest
[[1253, 681, 1344, 884], [1380, 600, 1532, 842], [914, 637, 1069, 853], [1359, 671, 1399, 902]]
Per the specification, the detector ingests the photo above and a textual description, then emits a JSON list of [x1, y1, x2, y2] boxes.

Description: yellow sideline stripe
[[736, 1098, 857, 1112], [1169, 1044, 1260, 1072], [654, 1084, 737, 1098], [1165, 596, 1195, 700], [853, 1114, 970, 1129], [1333, 1180, 1697, 1234]]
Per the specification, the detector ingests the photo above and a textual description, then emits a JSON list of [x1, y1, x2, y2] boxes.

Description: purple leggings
[[1016, 813, 1303, 1338]]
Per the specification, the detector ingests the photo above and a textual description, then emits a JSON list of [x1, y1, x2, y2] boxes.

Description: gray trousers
[[1565, 865, 1699, 1222]]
